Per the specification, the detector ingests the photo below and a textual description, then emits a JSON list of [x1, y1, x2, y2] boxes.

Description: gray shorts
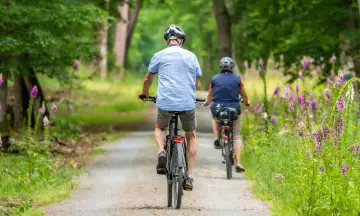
[[156, 108, 196, 132]]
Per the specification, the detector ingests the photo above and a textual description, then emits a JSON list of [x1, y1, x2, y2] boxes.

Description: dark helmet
[[219, 57, 235, 71], [164, 24, 186, 43]]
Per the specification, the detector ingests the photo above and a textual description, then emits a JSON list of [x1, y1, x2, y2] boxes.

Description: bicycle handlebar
[[139, 95, 205, 103]]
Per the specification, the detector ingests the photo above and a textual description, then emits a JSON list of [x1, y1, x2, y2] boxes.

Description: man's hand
[[138, 91, 149, 100], [244, 99, 250, 107]]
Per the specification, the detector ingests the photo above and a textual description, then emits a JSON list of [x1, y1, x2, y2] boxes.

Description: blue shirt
[[210, 70, 241, 113], [148, 45, 202, 111]]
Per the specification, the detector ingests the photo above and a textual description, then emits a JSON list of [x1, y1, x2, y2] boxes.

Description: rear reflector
[[174, 137, 184, 143]]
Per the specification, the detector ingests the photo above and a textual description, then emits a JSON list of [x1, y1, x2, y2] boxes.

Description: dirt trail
[[46, 96, 270, 216]]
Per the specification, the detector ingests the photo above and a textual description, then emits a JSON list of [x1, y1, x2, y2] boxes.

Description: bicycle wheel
[[224, 143, 233, 179], [166, 139, 172, 207], [173, 143, 185, 209], [167, 176, 173, 207], [173, 167, 183, 209]]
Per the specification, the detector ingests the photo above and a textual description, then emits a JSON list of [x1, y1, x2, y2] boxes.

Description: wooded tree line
[[1, 0, 360, 137]]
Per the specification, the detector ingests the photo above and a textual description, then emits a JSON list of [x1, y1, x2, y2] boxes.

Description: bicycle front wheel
[[224, 143, 233, 179]]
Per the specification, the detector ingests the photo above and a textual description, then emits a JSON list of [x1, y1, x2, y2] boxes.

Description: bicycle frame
[[166, 113, 188, 176]]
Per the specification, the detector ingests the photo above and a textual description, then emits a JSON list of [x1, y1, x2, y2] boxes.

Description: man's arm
[[240, 83, 250, 106], [139, 73, 156, 98], [196, 78, 201, 90]]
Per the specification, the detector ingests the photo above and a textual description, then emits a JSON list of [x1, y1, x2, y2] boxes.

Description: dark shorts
[[156, 108, 196, 132]]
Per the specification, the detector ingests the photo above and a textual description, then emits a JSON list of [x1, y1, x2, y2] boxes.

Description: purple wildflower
[[273, 86, 280, 96], [299, 72, 304, 79], [258, 59, 264, 68], [311, 99, 317, 110], [301, 58, 309, 70], [85, 101, 90, 107], [68, 106, 73, 114], [336, 97, 345, 111], [51, 104, 58, 112], [283, 87, 290, 99], [0, 76, 3, 86], [74, 60, 80, 70], [284, 124, 289, 130], [330, 56, 337, 63], [341, 164, 349, 176], [271, 116, 278, 125], [348, 145, 360, 156], [315, 133, 321, 150], [43, 116, 50, 127], [325, 88, 331, 102], [288, 94, 295, 112], [357, 112, 360, 118], [333, 133, 338, 147], [0, 136, 2, 148], [31, 85, 38, 97], [39, 104, 46, 115], [295, 84, 299, 95], [0, 104, 2, 112], [319, 166, 324, 173], [321, 127, 326, 140], [337, 72, 344, 86], [244, 109, 249, 116], [338, 118, 344, 134]]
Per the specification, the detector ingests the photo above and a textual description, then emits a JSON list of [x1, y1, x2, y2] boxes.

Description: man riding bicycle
[[138, 24, 202, 191], [203, 57, 250, 173]]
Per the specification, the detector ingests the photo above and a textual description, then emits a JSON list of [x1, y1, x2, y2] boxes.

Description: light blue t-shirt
[[148, 45, 202, 111]]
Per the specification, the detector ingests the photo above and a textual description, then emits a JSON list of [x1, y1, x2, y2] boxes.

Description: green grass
[[57, 113, 145, 125], [0, 154, 82, 216]]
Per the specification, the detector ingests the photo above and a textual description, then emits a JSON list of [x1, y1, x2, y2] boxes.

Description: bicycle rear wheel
[[224, 143, 233, 179], [173, 167, 183, 209], [166, 139, 172, 207], [173, 142, 185, 209]]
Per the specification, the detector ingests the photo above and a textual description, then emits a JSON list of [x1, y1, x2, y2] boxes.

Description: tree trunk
[[212, 0, 232, 58], [13, 69, 48, 129], [13, 74, 24, 129], [114, 1, 129, 71], [0, 72, 9, 136], [124, 0, 143, 68], [95, 0, 109, 79]]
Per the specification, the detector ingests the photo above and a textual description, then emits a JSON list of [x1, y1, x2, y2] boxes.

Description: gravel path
[[46, 99, 271, 216]]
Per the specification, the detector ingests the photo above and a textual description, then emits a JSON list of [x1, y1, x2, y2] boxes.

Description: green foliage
[[0, 0, 107, 81], [242, 72, 360, 215]]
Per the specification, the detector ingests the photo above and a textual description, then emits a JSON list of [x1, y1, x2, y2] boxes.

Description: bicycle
[[140, 95, 205, 209], [213, 104, 239, 179]]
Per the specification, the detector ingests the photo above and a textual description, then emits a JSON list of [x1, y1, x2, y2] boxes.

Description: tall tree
[[124, 0, 143, 68], [212, 0, 232, 58], [94, 0, 110, 79]]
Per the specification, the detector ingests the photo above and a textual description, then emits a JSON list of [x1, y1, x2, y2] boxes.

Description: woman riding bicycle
[[203, 57, 250, 173]]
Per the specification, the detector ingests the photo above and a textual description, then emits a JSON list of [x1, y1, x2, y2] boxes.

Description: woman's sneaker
[[214, 139, 221, 149], [236, 164, 246, 173]]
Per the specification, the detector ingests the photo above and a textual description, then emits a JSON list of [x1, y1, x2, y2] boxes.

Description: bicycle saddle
[[168, 111, 187, 115]]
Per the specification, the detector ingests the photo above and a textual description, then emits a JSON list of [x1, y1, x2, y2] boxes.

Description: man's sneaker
[[183, 177, 194, 191], [156, 151, 166, 175], [214, 139, 221, 149], [236, 164, 246, 173]]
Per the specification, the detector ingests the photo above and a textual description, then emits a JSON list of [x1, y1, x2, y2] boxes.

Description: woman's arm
[[204, 83, 213, 105]]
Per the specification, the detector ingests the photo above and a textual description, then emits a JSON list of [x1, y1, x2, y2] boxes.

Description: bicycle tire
[[166, 139, 173, 207], [225, 143, 233, 179], [173, 143, 185, 209], [167, 177, 173, 207]]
